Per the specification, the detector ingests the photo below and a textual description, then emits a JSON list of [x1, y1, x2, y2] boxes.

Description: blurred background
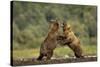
[[12, 1, 97, 59]]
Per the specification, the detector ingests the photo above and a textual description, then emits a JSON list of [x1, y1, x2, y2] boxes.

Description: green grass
[[82, 45, 97, 56], [13, 45, 97, 59], [13, 49, 39, 59]]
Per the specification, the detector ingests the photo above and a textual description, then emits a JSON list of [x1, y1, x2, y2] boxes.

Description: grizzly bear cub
[[37, 20, 59, 60], [58, 23, 84, 58]]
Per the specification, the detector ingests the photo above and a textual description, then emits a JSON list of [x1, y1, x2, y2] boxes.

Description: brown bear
[[37, 20, 60, 60], [57, 23, 84, 58]]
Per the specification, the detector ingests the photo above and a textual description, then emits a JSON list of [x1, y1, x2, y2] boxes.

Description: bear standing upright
[[37, 20, 59, 60], [63, 23, 84, 58], [58, 23, 84, 58]]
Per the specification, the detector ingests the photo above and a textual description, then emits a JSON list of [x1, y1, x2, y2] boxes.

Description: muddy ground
[[11, 56, 97, 66]]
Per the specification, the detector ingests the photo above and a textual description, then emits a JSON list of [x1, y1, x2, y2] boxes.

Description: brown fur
[[58, 23, 84, 58], [37, 20, 59, 60]]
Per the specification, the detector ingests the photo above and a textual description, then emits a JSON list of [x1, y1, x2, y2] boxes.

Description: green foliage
[[12, 1, 97, 50]]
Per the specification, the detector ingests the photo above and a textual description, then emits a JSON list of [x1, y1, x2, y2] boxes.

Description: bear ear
[[67, 25, 71, 31]]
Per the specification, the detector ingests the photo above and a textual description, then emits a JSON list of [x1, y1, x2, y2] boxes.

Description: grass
[[82, 45, 97, 56], [12, 45, 97, 59], [12, 48, 39, 59]]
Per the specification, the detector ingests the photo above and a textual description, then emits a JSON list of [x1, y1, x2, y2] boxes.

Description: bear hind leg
[[37, 53, 44, 60], [46, 51, 53, 60]]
